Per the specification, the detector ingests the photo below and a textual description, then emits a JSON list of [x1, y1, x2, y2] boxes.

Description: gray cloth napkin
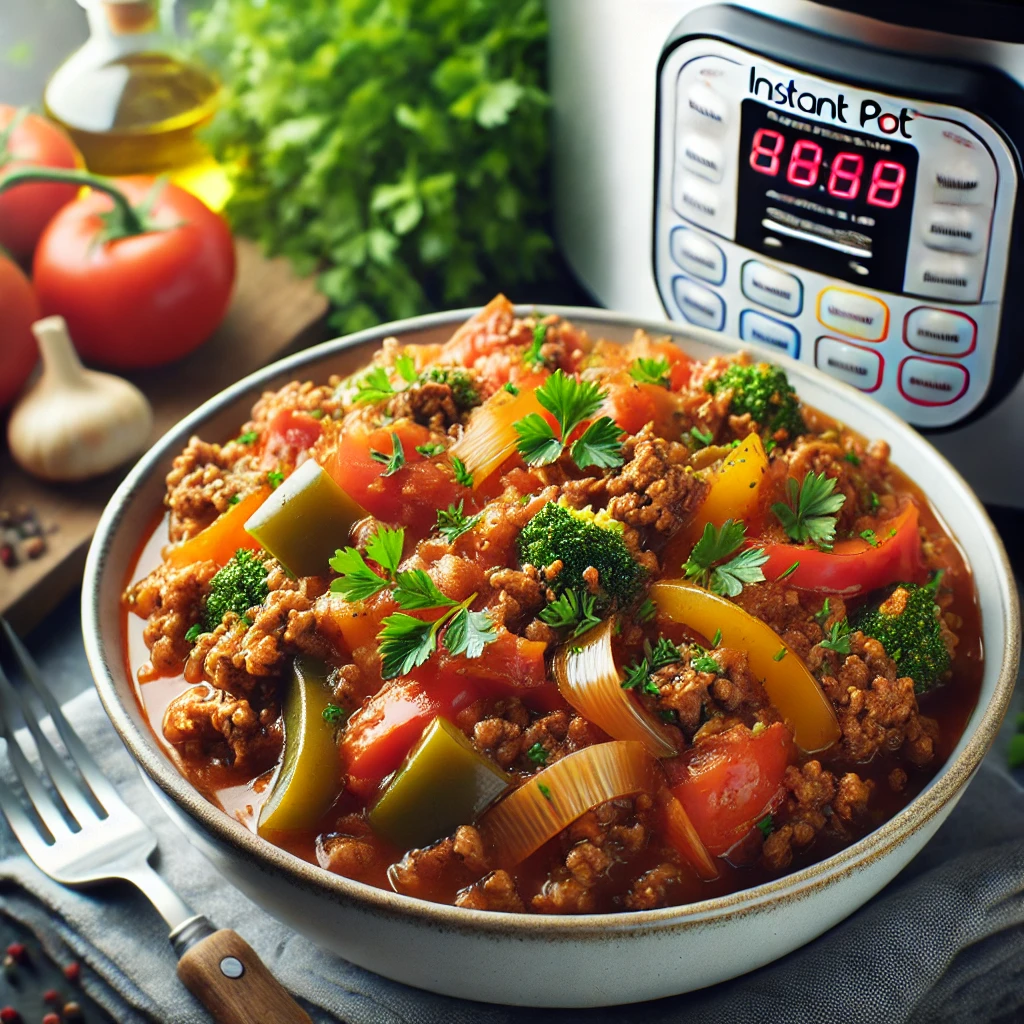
[[2, 688, 1023, 1024]]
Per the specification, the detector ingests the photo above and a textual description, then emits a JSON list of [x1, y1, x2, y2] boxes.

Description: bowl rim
[[82, 303, 1020, 939]]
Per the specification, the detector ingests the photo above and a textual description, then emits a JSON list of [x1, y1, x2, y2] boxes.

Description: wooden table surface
[[0, 239, 329, 633]]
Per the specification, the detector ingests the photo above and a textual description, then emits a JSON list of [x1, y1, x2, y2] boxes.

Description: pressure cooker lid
[[811, 0, 1024, 43]]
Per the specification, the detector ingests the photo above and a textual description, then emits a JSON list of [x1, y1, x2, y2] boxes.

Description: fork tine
[[0, 659, 99, 827], [1, 619, 123, 814], [0, 697, 70, 841], [0, 770, 52, 857]]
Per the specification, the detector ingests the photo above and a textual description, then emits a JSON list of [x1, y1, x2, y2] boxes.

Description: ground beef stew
[[124, 296, 982, 914]]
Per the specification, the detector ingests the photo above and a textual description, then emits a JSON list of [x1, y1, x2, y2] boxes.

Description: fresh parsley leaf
[[365, 525, 404, 576], [236, 430, 259, 445], [537, 782, 553, 801], [771, 472, 846, 548], [392, 569, 456, 610], [395, 353, 418, 383], [756, 814, 775, 838], [649, 637, 681, 670], [415, 441, 446, 458], [443, 606, 497, 659], [322, 703, 346, 725], [777, 560, 800, 581], [524, 321, 548, 369], [764, 439, 777, 454], [689, 426, 713, 449], [329, 547, 392, 601], [184, 623, 203, 643], [436, 501, 482, 543], [378, 612, 439, 679], [711, 628, 722, 647], [450, 455, 474, 488], [526, 742, 548, 766], [621, 659, 651, 691], [637, 598, 656, 624], [773, 647, 787, 662], [514, 411, 563, 466], [309, 409, 325, 420], [820, 618, 852, 656], [659, 709, 678, 724], [539, 588, 601, 636], [227, 495, 241, 506], [684, 520, 767, 596], [860, 529, 879, 547], [354, 366, 396, 404], [570, 416, 625, 469], [844, 451, 861, 465], [503, 381, 520, 396], [690, 645, 720, 673], [267, 469, 285, 489], [629, 356, 671, 388], [535, 369, 604, 439], [869, 491, 881, 511], [369, 432, 405, 477], [889, 527, 897, 538], [814, 598, 832, 625], [710, 547, 769, 597]]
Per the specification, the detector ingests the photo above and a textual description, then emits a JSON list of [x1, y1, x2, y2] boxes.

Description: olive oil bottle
[[44, 0, 230, 210]]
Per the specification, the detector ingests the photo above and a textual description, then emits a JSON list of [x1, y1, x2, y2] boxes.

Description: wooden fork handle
[[177, 928, 312, 1024]]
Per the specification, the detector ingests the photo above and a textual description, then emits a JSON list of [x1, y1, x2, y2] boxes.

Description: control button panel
[[899, 357, 969, 405], [670, 227, 726, 285], [741, 261, 802, 317], [904, 308, 976, 358], [653, 37, 1017, 427], [815, 337, 883, 392], [817, 288, 889, 342], [740, 310, 800, 359], [673, 276, 725, 331]]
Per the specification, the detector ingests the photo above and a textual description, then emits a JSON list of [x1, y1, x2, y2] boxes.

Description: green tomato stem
[[0, 166, 147, 236]]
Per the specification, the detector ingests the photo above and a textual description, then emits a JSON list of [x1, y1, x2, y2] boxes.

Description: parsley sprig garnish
[[539, 588, 601, 636], [369, 432, 405, 477], [450, 455, 474, 487], [513, 370, 625, 470], [622, 636, 682, 696], [435, 501, 482, 543], [329, 525, 498, 678], [771, 472, 846, 549], [689, 425, 714, 449], [629, 357, 671, 388], [415, 441, 446, 458], [523, 321, 550, 369], [683, 520, 768, 597], [353, 366, 398, 404], [820, 617, 852, 656]]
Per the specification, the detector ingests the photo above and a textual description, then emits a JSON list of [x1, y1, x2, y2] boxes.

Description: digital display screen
[[735, 100, 919, 292]]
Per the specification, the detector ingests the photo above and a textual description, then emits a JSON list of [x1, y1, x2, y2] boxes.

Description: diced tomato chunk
[[600, 375, 683, 438], [259, 408, 323, 470]]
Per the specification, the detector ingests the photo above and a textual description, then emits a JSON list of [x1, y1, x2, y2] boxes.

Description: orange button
[[817, 287, 889, 342]]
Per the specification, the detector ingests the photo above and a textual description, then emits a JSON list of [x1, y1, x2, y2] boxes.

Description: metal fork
[[0, 618, 312, 1024]]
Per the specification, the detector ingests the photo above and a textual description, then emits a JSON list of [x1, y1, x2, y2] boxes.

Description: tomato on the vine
[[0, 254, 40, 408], [0, 106, 80, 263]]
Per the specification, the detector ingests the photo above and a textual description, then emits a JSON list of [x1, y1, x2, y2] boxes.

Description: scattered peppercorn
[[0, 1007, 20, 1023], [5, 945, 26, 964], [61, 962, 80, 985], [62, 1005, 83, 1022], [41, 990, 59, 1005], [1, 956, 16, 981], [42, 1013, 60, 1024], [24, 537, 46, 560]]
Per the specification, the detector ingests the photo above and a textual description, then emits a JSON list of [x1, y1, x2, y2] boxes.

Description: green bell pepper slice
[[245, 458, 364, 578], [258, 657, 343, 834], [369, 717, 511, 850]]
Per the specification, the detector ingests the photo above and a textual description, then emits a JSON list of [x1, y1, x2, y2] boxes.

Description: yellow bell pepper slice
[[650, 579, 840, 753]]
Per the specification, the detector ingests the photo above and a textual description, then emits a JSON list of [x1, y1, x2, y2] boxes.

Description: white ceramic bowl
[[82, 306, 1020, 1007]]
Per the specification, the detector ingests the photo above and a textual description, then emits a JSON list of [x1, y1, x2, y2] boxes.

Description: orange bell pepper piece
[[163, 488, 269, 569]]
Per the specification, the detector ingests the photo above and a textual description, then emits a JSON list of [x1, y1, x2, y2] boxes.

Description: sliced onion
[[553, 620, 678, 758], [449, 387, 545, 487], [657, 787, 719, 881], [480, 740, 658, 867]]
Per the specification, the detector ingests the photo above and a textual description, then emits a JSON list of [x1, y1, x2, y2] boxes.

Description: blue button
[[739, 310, 801, 359], [673, 276, 725, 331], [670, 227, 726, 285]]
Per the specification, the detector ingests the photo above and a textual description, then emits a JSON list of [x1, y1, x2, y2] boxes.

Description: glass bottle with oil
[[44, 0, 230, 210]]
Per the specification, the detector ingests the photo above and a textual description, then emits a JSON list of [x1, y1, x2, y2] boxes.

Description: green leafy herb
[[650, 637, 681, 670], [203, 550, 270, 631], [395, 353, 418, 383], [539, 588, 601, 636], [184, 623, 203, 644], [436, 501, 482, 543], [513, 370, 624, 470], [689, 426, 713, 449], [450, 455, 474, 487], [526, 742, 548, 766], [860, 529, 879, 547], [844, 451, 861, 465], [690, 645, 720, 674], [773, 646, 787, 662], [503, 381, 520, 395], [227, 494, 241, 506], [870, 491, 881, 511], [756, 814, 774, 838], [322, 703, 346, 725], [392, 569, 457, 610], [309, 408, 325, 420], [764, 439, 777, 454], [621, 658, 651, 691], [365, 525, 404, 576], [369, 432, 405, 477], [889, 527, 897, 538], [629, 356, 671, 388], [537, 782, 553, 801], [524, 321, 549, 369], [771, 471, 846, 548], [353, 365, 397, 404], [814, 598, 832, 625], [637, 597, 657, 624], [329, 546, 393, 601], [415, 441, 446, 458], [659, 709, 678, 724], [683, 520, 768, 597], [267, 469, 285, 489], [377, 612, 443, 678], [711, 628, 722, 648], [444, 606, 498, 658], [777, 560, 800, 581], [820, 617, 852, 656], [235, 429, 259, 445]]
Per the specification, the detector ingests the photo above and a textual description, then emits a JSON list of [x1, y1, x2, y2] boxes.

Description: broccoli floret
[[517, 501, 647, 612], [705, 362, 805, 437], [203, 549, 270, 632], [420, 366, 479, 411], [852, 574, 952, 692]]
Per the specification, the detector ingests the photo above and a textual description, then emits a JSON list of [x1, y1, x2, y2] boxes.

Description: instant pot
[[551, 0, 1024, 507]]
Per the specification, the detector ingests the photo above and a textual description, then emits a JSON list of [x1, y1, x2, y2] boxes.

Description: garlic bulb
[[7, 316, 153, 482]]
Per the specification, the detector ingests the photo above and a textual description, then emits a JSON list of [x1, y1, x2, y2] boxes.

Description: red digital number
[[827, 151, 864, 199], [786, 140, 823, 187], [750, 128, 784, 176], [866, 160, 907, 208]]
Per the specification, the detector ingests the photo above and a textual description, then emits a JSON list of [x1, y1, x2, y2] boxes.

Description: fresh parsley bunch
[[683, 520, 768, 598], [191, 0, 554, 332]]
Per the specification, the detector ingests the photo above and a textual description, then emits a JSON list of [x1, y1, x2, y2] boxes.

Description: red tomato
[[0, 255, 40, 408], [325, 416, 468, 529], [600, 374, 682, 437], [0, 106, 80, 263], [32, 177, 235, 369], [259, 409, 323, 470], [342, 676, 481, 798], [669, 722, 795, 856]]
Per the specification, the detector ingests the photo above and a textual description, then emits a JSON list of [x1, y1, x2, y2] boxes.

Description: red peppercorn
[[41, 1014, 60, 1024], [4, 944, 25, 963], [41, 990, 59, 1005], [0, 1007, 20, 1023], [62, 1005, 82, 1022], [62, 961, 80, 984]]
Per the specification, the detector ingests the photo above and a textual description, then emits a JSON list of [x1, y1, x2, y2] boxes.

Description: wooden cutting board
[[0, 239, 329, 633]]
